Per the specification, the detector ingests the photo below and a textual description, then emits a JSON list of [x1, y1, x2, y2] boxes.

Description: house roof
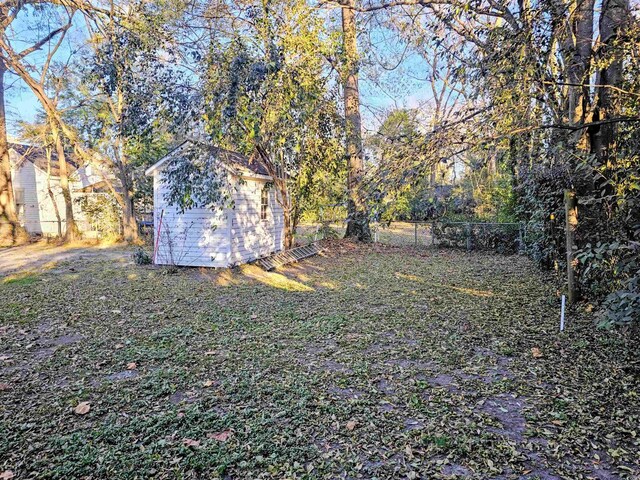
[[145, 140, 271, 179], [9, 142, 79, 177]]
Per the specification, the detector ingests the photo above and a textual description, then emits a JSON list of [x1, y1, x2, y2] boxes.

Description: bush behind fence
[[432, 221, 542, 255]]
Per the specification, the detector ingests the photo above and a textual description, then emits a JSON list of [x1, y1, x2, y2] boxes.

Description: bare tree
[[0, 57, 28, 245]]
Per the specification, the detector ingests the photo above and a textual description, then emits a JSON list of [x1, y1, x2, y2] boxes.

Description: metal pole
[[414, 222, 418, 245], [153, 209, 164, 264]]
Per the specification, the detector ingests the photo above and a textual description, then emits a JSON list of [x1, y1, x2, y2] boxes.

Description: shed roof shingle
[[9, 143, 78, 177]]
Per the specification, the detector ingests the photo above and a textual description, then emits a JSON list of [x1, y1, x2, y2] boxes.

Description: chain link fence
[[296, 220, 541, 255], [373, 221, 542, 254]]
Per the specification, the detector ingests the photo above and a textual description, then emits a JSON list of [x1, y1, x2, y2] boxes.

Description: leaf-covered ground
[[1, 241, 639, 479]]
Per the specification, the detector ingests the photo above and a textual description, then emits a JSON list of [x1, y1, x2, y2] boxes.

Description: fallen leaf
[[114, 343, 124, 349], [183, 438, 200, 448], [209, 430, 232, 442], [531, 347, 543, 358], [346, 420, 357, 431], [126, 362, 137, 370], [0, 471, 15, 480], [405, 444, 413, 459], [204, 350, 216, 356], [74, 402, 91, 415], [202, 379, 214, 387], [251, 314, 258, 319], [0, 383, 11, 391]]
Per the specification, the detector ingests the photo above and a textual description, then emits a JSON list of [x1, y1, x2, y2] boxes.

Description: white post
[[560, 295, 566, 332]]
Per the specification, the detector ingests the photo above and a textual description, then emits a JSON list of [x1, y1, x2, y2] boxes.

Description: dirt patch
[[378, 402, 395, 413], [320, 359, 352, 373], [328, 386, 364, 400], [373, 378, 396, 395], [384, 358, 435, 370], [168, 391, 198, 404], [441, 463, 472, 477], [106, 370, 139, 381], [32, 347, 57, 361], [403, 418, 425, 431], [478, 394, 527, 440], [45, 334, 84, 346], [0, 242, 130, 276]]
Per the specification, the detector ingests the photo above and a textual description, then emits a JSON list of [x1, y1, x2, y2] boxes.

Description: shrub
[[132, 247, 152, 265], [433, 221, 522, 254], [76, 194, 121, 239]]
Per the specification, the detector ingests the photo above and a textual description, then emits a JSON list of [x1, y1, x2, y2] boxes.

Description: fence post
[[466, 223, 472, 251], [518, 222, 524, 253], [432, 222, 436, 246], [564, 190, 578, 304], [414, 222, 418, 246]]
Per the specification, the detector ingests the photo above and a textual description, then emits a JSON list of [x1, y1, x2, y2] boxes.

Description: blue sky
[[5, 11, 89, 138]]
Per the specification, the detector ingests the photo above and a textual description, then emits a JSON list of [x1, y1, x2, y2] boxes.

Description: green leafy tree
[[68, 1, 186, 241], [165, 0, 344, 249]]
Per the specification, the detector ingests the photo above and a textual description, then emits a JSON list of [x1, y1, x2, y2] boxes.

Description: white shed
[[145, 141, 285, 268]]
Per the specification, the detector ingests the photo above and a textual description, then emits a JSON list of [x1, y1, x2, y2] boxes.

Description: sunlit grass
[[2, 272, 40, 286]]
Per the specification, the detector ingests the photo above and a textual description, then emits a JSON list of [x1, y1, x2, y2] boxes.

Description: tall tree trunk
[[51, 123, 79, 241], [274, 176, 294, 249], [0, 61, 28, 246], [341, 0, 371, 241], [121, 189, 138, 242], [117, 153, 139, 243], [567, 0, 595, 127], [591, 0, 629, 172], [551, 0, 594, 158]]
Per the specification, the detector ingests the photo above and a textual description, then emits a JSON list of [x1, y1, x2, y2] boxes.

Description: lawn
[[1, 242, 638, 479]]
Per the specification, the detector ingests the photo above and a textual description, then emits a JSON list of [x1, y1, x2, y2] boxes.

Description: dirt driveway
[[0, 241, 132, 277]]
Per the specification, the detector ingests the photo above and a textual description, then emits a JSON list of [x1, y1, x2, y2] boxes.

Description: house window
[[260, 186, 269, 220], [14, 188, 24, 204], [14, 188, 25, 225]]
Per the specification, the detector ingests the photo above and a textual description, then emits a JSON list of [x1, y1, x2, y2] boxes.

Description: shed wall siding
[[229, 178, 284, 265], [153, 170, 231, 268]]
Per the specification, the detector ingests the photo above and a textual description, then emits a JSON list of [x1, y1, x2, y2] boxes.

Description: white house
[[9, 143, 110, 237], [145, 141, 285, 268]]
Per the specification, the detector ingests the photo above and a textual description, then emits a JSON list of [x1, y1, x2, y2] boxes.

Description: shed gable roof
[[145, 141, 271, 179]]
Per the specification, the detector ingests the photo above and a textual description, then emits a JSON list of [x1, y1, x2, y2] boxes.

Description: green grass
[[2, 273, 39, 286], [0, 241, 638, 479]]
